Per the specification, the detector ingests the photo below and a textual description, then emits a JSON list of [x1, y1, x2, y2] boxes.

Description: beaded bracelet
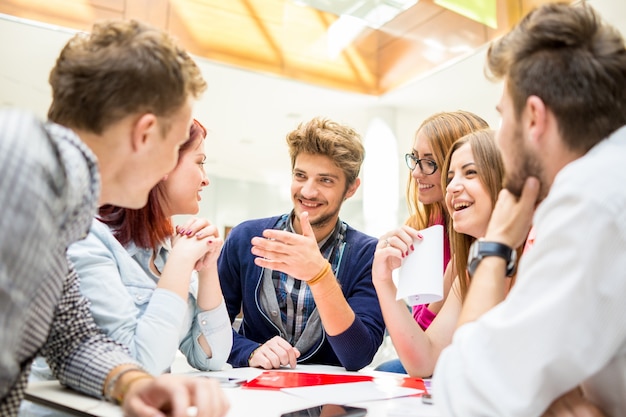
[[307, 261, 331, 286]]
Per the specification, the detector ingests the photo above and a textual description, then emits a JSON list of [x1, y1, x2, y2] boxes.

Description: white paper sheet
[[281, 381, 422, 404], [384, 396, 441, 416], [395, 224, 444, 305]]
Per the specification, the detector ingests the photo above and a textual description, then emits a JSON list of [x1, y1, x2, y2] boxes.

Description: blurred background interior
[[1, 0, 624, 239]]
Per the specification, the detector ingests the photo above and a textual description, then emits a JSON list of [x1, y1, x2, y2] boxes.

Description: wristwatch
[[467, 239, 517, 277]]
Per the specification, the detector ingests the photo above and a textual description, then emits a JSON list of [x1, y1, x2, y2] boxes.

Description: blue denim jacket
[[68, 219, 232, 374]]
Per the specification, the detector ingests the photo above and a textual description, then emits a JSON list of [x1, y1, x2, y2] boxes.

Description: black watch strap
[[468, 240, 516, 277]]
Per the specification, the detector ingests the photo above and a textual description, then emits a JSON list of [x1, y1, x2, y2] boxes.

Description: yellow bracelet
[[115, 372, 154, 404], [103, 366, 144, 403], [248, 345, 261, 366], [307, 261, 331, 286]]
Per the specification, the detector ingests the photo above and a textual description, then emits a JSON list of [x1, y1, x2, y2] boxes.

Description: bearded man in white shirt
[[433, 3, 626, 416]]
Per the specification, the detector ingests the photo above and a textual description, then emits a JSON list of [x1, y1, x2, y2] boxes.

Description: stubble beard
[[503, 129, 546, 201], [504, 153, 539, 197], [309, 205, 340, 230], [294, 192, 345, 231]]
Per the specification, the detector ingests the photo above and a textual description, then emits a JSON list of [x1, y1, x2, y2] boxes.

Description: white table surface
[[25, 365, 440, 417]]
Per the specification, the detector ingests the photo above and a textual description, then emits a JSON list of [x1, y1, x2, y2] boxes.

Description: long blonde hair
[[440, 129, 505, 300], [406, 111, 489, 229]]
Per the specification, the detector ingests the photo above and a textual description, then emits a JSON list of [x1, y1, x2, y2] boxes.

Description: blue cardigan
[[218, 215, 384, 371]]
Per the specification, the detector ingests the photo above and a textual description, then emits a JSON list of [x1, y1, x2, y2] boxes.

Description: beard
[[293, 191, 345, 231], [503, 125, 547, 201], [309, 207, 340, 230], [504, 150, 543, 197]]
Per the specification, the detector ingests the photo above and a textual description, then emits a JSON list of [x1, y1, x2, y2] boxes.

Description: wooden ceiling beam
[[240, 0, 285, 67], [0, 0, 571, 96]]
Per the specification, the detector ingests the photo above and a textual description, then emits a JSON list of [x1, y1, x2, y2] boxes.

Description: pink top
[[411, 215, 451, 330], [524, 225, 536, 253]]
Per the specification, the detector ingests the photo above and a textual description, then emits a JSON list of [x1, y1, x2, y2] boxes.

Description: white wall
[[174, 174, 369, 236], [175, 0, 626, 236], [2, 0, 624, 237]]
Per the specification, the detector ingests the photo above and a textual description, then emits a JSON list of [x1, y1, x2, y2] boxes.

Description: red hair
[[99, 119, 207, 249]]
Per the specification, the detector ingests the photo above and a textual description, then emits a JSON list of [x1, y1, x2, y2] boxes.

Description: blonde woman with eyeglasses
[[374, 111, 489, 374]]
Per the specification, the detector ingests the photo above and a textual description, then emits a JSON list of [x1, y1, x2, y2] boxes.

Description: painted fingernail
[[410, 244, 414, 251], [196, 232, 203, 238], [405, 251, 409, 257], [417, 233, 423, 239], [186, 230, 193, 236], [208, 240, 213, 244]]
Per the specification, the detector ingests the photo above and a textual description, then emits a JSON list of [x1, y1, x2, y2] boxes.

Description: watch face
[[467, 240, 481, 277], [469, 240, 480, 258], [507, 248, 518, 276]]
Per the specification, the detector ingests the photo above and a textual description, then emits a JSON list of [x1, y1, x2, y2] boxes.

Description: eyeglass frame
[[404, 153, 438, 175]]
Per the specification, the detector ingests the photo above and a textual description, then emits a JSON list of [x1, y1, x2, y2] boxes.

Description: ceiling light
[[327, 15, 367, 58], [294, 0, 419, 29]]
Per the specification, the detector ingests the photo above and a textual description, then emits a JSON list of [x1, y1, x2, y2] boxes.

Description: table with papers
[[25, 364, 441, 417]]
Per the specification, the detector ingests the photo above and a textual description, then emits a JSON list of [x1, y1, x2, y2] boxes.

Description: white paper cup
[[395, 224, 444, 306]]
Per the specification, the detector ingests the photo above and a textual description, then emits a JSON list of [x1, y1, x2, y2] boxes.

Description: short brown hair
[[48, 19, 206, 134], [486, 2, 626, 152], [286, 117, 364, 186]]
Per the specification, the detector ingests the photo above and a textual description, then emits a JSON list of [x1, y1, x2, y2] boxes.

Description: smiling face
[[161, 138, 209, 216], [290, 152, 358, 237], [445, 143, 493, 239], [410, 131, 444, 205]]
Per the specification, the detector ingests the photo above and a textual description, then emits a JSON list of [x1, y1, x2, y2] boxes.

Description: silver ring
[[383, 239, 390, 247]]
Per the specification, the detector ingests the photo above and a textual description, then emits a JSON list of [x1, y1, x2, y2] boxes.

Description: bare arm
[[373, 261, 462, 377], [371, 225, 462, 377], [457, 177, 539, 327]]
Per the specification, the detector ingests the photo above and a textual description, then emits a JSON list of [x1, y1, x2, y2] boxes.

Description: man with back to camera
[[433, 3, 626, 416], [218, 117, 385, 371], [0, 19, 229, 417]]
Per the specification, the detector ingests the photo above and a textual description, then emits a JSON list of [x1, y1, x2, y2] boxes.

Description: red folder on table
[[242, 371, 371, 389], [241, 370, 426, 394]]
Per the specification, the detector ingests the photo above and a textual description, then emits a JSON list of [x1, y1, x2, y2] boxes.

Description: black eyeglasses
[[405, 154, 438, 175]]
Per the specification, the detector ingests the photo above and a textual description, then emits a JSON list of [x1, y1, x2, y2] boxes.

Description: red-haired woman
[[30, 119, 231, 385]]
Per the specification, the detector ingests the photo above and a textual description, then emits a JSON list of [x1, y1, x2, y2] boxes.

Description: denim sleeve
[[180, 300, 233, 371], [68, 228, 188, 375]]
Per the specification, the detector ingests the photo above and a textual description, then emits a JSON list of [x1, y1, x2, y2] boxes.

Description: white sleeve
[[433, 183, 626, 416]]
